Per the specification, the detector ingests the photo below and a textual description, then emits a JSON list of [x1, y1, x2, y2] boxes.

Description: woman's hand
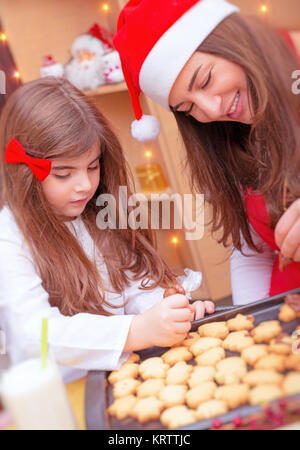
[[189, 300, 215, 321], [275, 199, 300, 261]]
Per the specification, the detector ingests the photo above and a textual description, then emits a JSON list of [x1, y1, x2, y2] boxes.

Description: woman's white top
[[0, 205, 165, 382]]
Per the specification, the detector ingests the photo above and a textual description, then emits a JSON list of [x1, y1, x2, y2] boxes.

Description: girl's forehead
[[53, 143, 100, 163]]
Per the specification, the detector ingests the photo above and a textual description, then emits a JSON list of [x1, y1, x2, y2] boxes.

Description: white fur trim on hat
[[131, 115, 161, 142], [139, 0, 239, 110], [71, 34, 105, 57]]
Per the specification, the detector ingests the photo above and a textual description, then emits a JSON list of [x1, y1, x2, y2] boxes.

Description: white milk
[[0, 358, 77, 430]]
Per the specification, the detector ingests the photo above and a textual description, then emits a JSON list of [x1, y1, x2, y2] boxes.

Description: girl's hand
[[137, 294, 193, 348], [275, 199, 300, 261], [189, 300, 215, 321]]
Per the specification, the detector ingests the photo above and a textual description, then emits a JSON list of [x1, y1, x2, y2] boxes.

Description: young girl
[[114, 0, 300, 305], [0, 77, 214, 382]]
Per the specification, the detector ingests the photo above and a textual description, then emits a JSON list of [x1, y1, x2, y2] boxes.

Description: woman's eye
[[89, 165, 99, 171], [202, 70, 212, 89]]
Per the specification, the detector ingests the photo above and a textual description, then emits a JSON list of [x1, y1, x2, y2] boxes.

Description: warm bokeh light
[[171, 236, 179, 245], [102, 3, 109, 11], [0, 32, 7, 41], [145, 150, 152, 159], [12, 70, 20, 79], [260, 4, 269, 14]]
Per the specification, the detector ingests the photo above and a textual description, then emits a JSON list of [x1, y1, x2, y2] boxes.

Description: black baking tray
[[85, 288, 300, 430]]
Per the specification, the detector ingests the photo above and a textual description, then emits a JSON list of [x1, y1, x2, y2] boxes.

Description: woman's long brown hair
[[173, 13, 300, 253], [0, 77, 176, 316]]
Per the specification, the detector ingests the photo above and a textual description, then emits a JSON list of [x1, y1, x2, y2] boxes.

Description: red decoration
[[233, 416, 243, 427], [4, 138, 51, 182], [212, 418, 223, 429]]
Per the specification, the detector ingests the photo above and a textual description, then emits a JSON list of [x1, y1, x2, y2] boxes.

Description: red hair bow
[[4, 138, 51, 182]]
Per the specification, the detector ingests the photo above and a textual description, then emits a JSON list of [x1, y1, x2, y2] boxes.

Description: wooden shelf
[[84, 81, 128, 97]]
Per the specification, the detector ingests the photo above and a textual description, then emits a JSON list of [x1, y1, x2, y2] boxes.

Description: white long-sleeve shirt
[[230, 226, 276, 305], [0, 205, 165, 382]]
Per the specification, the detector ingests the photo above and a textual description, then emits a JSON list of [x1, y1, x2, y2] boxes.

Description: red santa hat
[[113, 0, 239, 142]]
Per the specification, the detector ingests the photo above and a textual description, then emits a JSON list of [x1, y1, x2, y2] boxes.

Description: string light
[[102, 2, 109, 12], [171, 236, 179, 245], [12, 70, 20, 79], [260, 4, 268, 14], [0, 32, 7, 42], [145, 150, 152, 159]]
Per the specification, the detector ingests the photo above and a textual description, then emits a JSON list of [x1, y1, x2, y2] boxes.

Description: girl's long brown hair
[[0, 77, 176, 316], [173, 13, 300, 253]]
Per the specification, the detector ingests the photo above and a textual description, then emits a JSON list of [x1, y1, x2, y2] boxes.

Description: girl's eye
[[55, 174, 70, 179]]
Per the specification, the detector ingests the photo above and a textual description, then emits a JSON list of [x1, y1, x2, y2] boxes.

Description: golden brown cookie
[[198, 322, 229, 339], [126, 353, 141, 363], [222, 331, 254, 352], [136, 379, 166, 398], [195, 399, 228, 420], [195, 347, 226, 366], [190, 337, 222, 356], [160, 405, 197, 429], [113, 378, 141, 398], [226, 314, 255, 331], [181, 332, 201, 348], [166, 361, 193, 385], [254, 353, 286, 372], [161, 347, 193, 366], [249, 385, 283, 405], [243, 370, 284, 386], [215, 357, 247, 385], [107, 395, 138, 420], [108, 363, 139, 384], [131, 396, 164, 424], [285, 354, 300, 371], [188, 366, 216, 388], [214, 384, 250, 409], [267, 336, 295, 355], [186, 382, 217, 409], [282, 372, 300, 395], [139, 357, 169, 380], [251, 320, 282, 343], [278, 304, 297, 322], [158, 384, 187, 408], [241, 345, 269, 366]]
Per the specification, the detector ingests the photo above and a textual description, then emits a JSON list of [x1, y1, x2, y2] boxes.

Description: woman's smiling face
[[169, 51, 254, 124]]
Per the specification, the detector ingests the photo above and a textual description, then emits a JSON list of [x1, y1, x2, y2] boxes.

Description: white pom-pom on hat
[[131, 115, 160, 143]]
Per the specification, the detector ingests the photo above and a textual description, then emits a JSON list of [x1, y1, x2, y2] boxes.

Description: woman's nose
[[196, 94, 222, 120]]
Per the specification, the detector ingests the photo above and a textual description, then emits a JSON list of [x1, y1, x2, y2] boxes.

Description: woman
[[114, 0, 300, 304]]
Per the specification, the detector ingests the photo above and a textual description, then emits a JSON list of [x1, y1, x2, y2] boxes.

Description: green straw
[[41, 318, 48, 370]]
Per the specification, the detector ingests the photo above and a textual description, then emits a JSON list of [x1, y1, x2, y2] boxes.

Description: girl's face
[[169, 51, 253, 124], [42, 143, 101, 221]]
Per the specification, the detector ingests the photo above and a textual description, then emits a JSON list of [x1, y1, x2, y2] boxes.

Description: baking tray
[[85, 288, 300, 430]]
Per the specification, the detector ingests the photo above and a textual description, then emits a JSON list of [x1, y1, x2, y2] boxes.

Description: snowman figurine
[[65, 23, 113, 91], [102, 50, 124, 84]]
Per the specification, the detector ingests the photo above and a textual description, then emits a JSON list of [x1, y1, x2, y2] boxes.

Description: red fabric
[[4, 138, 51, 182], [279, 29, 298, 55], [245, 188, 300, 297]]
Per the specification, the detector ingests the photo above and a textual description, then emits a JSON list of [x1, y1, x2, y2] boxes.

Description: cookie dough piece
[[251, 320, 282, 343], [108, 363, 139, 384], [268, 336, 295, 355], [158, 384, 187, 408], [195, 399, 228, 420], [131, 396, 164, 424], [222, 331, 254, 352], [243, 370, 284, 386], [182, 332, 201, 348], [126, 353, 141, 363], [249, 385, 283, 405], [166, 361, 193, 385], [215, 357, 247, 385], [214, 384, 250, 409], [161, 347, 193, 366], [198, 322, 229, 339], [278, 304, 297, 322], [285, 354, 300, 371], [190, 337, 222, 356], [186, 382, 217, 409], [107, 395, 138, 420], [226, 314, 255, 331], [136, 379, 165, 398], [160, 405, 197, 429], [139, 357, 169, 380], [195, 347, 225, 366], [113, 378, 141, 399], [282, 372, 300, 395], [241, 345, 268, 366], [188, 366, 216, 388], [254, 353, 286, 372]]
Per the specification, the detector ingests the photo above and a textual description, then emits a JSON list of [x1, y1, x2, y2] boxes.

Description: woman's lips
[[227, 90, 242, 119]]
